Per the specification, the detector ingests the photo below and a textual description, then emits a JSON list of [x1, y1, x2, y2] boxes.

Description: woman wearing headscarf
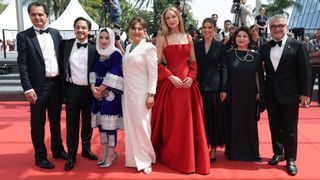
[[89, 27, 123, 168]]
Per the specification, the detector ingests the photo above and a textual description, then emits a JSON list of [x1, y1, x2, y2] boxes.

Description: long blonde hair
[[161, 6, 185, 35]]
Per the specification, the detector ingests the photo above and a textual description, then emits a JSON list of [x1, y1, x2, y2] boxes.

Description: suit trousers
[[65, 82, 93, 160], [266, 101, 299, 161], [30, 76, 64, 161]]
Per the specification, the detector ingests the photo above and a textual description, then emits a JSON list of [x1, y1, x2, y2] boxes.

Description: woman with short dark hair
[[225, 26, 264, 162]]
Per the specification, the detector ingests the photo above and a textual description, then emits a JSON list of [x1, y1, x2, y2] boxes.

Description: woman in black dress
[[225, 26, 264, 162], [195, 18, 227, 162]]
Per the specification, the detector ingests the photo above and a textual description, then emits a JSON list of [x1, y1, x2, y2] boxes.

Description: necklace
[[234, 49, 254, 62]]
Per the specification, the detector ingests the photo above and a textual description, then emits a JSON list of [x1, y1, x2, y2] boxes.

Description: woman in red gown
[[151, 6, 210, 175]]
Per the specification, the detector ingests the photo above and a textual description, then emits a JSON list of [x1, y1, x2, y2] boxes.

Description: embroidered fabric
[[89, 72, 96, 84], [91, 112, 123, 130], [106, 91, 115, 101], [102, 73, 124, 91]]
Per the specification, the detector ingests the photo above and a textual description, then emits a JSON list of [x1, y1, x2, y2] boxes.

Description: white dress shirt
[[34, 26, 59, 77], [69, 39, 89, 86], [270, 35, 288, 71]]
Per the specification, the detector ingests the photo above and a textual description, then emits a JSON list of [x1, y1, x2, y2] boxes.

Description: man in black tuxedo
[[260, 14, 311, 176], [16, 2, 67, 169], [62, 17, 98, 171]]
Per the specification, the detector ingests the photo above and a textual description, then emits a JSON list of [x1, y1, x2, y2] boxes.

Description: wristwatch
[[147, 93, 155, 97]]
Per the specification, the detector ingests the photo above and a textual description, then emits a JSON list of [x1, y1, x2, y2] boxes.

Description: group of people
[[304, 28, 320, 105], [0, 39, 16, 51], [17, 1, 311, 177]]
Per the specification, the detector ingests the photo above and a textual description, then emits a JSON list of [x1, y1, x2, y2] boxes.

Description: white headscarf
[[96, 27, 121, 57]]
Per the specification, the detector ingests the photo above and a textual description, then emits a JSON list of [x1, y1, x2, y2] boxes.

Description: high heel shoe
[[96, 159, 105, 165], [210, 148, 216, 163], [100, 153, 118, 168], [143, 166, 152, 175]]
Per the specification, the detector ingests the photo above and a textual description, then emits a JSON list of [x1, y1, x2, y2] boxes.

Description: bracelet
[[147, 93, 155, 97]]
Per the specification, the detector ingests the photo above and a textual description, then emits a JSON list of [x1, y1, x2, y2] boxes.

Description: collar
[[273, 34, 288, 46], [76, 39, 88, 44], [33, 26, 48, 31]]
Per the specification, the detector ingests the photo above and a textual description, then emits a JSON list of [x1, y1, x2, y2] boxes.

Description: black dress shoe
[[286, 160, 297, 176], [35, 159, 55, 169], [64, 159, 75, 171], [81, 150, 98, 160], [53, 150, 68, 160], [268, 154, 284, 165]]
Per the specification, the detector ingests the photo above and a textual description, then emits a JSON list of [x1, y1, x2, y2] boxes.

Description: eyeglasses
[[270, 24, 286, 30]]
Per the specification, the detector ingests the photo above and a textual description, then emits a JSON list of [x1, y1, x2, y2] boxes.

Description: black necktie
[[38, 29, 49, 34], [77, 42, 88, 49], [271, 40, 282, 47]]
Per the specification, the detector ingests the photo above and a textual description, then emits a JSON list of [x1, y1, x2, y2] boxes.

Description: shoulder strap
[[164, 35, 169, 46], [186, 34, 191, 44]]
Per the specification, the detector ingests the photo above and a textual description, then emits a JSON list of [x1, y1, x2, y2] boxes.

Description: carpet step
[[0, 73, 20, 80], [0, 85, 24, 101], [0, 79, 21, 86]]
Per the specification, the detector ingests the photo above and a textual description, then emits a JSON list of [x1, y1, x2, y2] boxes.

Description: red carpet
[[0, 101, 319, 180]]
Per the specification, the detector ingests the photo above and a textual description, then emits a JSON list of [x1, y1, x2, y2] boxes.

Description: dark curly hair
[[232, 26, 253, 49]]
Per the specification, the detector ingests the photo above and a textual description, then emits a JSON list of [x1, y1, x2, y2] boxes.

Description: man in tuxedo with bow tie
[[62, 17, 98, 171], [260, 14, 311, 176], [17, 2, 67, 169]]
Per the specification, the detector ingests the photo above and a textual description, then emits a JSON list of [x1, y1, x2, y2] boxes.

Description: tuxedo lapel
[[49, 28, 60, 57], [276, 38, 293, 72], [265, 41, 276, 73], [63, 39, 75, 81], [64, 39, 75, 66], [87, 41, 95, 71], [86, 41, 96, 85], [29, 28, 44, 61]]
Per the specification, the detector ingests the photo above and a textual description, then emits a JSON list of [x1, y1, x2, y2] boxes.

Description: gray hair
[[269, 14, 288, 25]]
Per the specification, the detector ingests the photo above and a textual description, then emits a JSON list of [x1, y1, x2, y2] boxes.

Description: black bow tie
[[38, 29, 49, 34], [271, 40, 282, 47], [77, 42, 88, 49]]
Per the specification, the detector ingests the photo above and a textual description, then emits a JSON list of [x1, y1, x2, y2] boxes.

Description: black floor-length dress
[[225, 49, 263, 161]]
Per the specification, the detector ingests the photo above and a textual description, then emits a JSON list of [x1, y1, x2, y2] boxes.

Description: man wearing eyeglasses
[[260, 14, 311, 176]]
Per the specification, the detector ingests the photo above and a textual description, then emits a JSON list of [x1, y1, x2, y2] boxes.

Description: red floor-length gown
[[151, 36, 210, 174]]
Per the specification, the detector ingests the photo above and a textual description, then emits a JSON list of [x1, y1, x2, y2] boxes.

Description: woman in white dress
[[122, 16, 158, 174]]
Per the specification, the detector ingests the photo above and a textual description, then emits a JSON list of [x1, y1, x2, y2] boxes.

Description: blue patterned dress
[[90, 51, 123, 134]]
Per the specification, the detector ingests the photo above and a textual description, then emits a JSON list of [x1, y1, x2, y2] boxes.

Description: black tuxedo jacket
[[17, 27, 62, 95], [61, 39, 96, 86], [260, 37, 311, 104], [195, 40, 227, 92]]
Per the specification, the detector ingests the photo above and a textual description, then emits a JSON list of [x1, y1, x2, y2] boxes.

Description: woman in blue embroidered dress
[[89, 28, 123, 168]]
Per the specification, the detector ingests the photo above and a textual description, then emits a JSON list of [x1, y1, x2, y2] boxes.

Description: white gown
[[122, 39, 157, 171]]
